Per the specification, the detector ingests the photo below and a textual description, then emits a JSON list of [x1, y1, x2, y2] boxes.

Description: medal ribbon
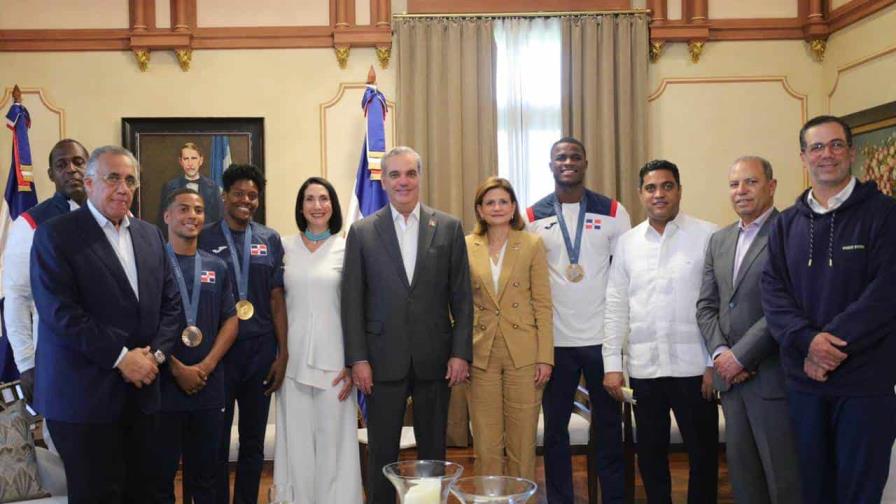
[[553, 194, 587, 267], [221, 220, 252, 302], [165, 244, 202, 327]]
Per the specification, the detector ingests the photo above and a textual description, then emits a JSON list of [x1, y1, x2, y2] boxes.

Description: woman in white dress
[[273, 177, 362, 503]]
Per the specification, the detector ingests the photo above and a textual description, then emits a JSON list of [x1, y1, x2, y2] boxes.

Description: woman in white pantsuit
[[273, 177, 362, 503]]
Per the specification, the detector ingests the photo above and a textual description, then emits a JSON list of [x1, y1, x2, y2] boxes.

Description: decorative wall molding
[[319, 81, 396, 178], [648, 0, 895, 63], [0, 87, 66, 138], [0, 0, 393, 70], [827, 43, 896, 112], [648, 76, 809, 186]]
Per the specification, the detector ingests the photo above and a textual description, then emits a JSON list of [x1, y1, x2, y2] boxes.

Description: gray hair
[[86, 145, 140, 178], [731, 155, 773, 181], [381, 146, 423, 175]]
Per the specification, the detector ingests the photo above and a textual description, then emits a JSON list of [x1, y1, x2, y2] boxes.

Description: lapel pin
[[428, 218, 436, 227]]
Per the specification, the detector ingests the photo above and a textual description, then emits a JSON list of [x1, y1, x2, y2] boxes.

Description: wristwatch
[[153, 349, 166, 365]]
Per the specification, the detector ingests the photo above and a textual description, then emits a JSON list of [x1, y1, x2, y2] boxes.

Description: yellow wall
[[0, 48, 397, 235], [647, 3, 896, 226], [0, 0, 893, 234]]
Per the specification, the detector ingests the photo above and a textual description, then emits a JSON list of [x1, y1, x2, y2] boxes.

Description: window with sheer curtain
[[495, 17, 562, 209]]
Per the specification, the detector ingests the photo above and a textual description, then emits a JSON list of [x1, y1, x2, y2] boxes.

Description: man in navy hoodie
[[762, 115, 896, 504]]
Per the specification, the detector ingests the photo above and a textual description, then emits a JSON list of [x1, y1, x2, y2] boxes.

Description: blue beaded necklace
[[304, 229, 331, 242]]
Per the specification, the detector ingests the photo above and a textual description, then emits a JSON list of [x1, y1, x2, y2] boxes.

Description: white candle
[[403, 478, 442, 504]]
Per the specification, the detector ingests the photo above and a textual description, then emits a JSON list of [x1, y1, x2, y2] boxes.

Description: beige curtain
[[395, 17, 498, 231], [562, 14, 649, 223], [394, 17, 498, 447]]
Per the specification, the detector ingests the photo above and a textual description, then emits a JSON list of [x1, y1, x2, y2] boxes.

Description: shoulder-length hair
[[473, 176, 525, 235], [294, 176, 343, 234]]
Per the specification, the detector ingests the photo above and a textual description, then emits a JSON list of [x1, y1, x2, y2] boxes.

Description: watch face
[[153, 350, 166, 365]]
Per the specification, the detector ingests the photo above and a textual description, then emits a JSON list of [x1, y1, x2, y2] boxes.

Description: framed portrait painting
[[121, 117, 265, 227], [842, 101, 896, 197]]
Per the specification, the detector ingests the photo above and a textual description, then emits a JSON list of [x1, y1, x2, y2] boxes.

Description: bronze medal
[[236, 299, 255, 320], [181, 325, 203, 347], [566, 263, 585, 283]]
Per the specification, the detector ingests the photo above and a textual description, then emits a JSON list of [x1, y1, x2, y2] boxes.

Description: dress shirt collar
[[738, 205, 774, 232], [87, 199, 131, 230], [644, 211, 685, 239], [807, 176, 856, 214], [390, 202, 421, 224]]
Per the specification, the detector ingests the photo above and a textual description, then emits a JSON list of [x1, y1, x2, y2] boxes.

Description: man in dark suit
[[696, 156, 800, 503], [342, 146, 473, 504], [157, 142, 223, 233], [30, 145, 182, 504]]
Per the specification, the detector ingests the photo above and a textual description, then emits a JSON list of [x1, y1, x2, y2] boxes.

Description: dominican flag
[[209, 135, 232, 188], [585, 217, 601, 230], [347, 85, 390, 422], [346, 85, 389, 224], [200, 270, 216, 284], [250, 243, 268, 256], [0, 97, 38, 383]]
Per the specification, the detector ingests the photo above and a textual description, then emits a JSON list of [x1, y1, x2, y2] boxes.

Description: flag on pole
[[209, 135, 232, 188], [346, 85, 389, 224], [348, 85, 390, 421], [1, 96, 38, 382]]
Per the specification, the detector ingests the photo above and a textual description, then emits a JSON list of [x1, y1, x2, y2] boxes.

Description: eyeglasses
[[98, 172, 140, 190], [804, 139, 849, 155]]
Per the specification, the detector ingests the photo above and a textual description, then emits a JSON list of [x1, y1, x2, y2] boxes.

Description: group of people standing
[[3, 113, 895, 504]]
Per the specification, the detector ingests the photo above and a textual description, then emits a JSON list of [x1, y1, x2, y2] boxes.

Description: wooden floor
[[181, 448, 733, 503]]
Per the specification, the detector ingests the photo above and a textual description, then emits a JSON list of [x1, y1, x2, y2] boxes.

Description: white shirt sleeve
[[602, 234, 630, 373], [2, 218, 37, 372]]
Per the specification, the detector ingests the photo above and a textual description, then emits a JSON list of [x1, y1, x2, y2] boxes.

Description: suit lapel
[[469, 234, 498, 304], [717, 226, 738, 294], [496, 230, 521, 302], [373, 206, 410, 290], [79, 208, 139, 305], [410, 205, 437, 290], [732, 211, 777, 293]]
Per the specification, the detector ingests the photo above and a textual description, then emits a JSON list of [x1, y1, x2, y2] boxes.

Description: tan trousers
[[468, 332, 542, 480]]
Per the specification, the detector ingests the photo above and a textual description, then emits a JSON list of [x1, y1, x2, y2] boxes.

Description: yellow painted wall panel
[[708, 0, 798, 20], [0, 0, 128, 29], [824, 6, 896, 116], [196, 0, 330, 27]]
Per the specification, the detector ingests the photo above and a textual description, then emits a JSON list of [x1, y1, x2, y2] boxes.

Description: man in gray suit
[[696, 156, 800, 503], [342, 146, 473, 504]]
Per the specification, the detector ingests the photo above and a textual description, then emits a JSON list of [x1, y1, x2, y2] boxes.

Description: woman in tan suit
[[466, 176, 553, 481]]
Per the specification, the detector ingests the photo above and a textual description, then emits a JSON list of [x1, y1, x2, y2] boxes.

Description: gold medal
[[566, 263, 585, 283], [236, 299, 255, 320], [181, 325, 203, 347]]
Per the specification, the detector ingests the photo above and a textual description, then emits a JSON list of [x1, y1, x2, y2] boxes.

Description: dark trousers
[[215, 336, 276, 504], [787, 389, 896, 504], [152, 407, 224, 504], [366, 368, 450, 504], [47, 396, 157, 504], [630, 375, 719, 504], [542, 345, 624, 504]]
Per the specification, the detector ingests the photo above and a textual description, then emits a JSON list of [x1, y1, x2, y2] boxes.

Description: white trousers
[[273, 377, 363, 503]]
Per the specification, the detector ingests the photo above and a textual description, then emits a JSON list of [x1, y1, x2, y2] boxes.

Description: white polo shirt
[[526, 190, 631, 347]]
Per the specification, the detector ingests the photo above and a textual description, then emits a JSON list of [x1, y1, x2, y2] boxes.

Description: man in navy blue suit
[[30, 145, 182, 504]]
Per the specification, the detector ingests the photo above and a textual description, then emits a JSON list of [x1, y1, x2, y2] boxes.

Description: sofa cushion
[[0, 401, 50, 502]]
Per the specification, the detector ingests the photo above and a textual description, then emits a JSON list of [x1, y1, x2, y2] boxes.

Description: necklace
[[304, 229, 331, 242]]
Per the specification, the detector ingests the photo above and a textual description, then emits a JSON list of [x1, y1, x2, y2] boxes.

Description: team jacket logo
[[200, 270, 216, 283], [585, 218, 601, 230], [211, 245, 227, 254], [250, 244, 268, 256]]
